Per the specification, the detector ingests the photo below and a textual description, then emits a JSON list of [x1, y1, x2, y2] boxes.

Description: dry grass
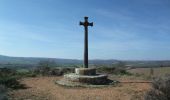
[[8, 76, 151, 100], [128, 67, 170, 77]]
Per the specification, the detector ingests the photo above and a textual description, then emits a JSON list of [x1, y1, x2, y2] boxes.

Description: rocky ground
[[8, 76, 151, 100]]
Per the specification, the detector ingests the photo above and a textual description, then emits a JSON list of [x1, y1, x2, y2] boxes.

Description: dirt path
[[8, 76, 151, 100]]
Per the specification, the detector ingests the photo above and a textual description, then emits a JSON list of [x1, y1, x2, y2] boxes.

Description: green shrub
[[144, 89, 167, 100], [0, 68, 16, 77], [145, 74, 170, 100], [34, 67, 74, 76], [0, 68, 25, 90], [34, 66, 51, 76], [117, 69, 132, 75], [97, 67, 115, 74], [152, 74, 170, 99], [27, 72, 37, 77], [16, 70, 37, 78], [0, 76, 21, 89], [96, 67, 132, 75], [59, 68, 74, 74], [0, 85, 8, 100]]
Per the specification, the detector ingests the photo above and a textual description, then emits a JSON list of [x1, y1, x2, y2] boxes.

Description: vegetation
[[144, 89, 167, 100], [34, 66, 74, 76], [0, 68, 25, 89], [0, 68, 25, 100], [145, 74, 170, 100], [0, 58, 170, 100], [128, 67, 170, 78], [0, 85, 8, 100], [1, 55, 170, 69], [96, 67, 132, 75], [0, 76, 21, 89]]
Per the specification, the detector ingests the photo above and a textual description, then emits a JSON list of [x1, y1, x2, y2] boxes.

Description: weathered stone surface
[[56, 68, 118, 87], [56, 78, 118, 88], [64, 73, 108, 85], [75, 68, 96, 75]]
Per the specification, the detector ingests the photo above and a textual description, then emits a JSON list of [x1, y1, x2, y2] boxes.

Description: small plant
[[34, 67, 74, 76], [0, 68, 25, 89], [0, 68, 16, 77], [16, 70, 37, 78], [117, 68, 132, 75], [0, 76, 20, 89], [144, 89, 167, 100], [152, 74, 170, 99], [145, 74, 170, 100], [96, 67, 132, 75], [0, 85, 8, 100], [97, 67, 115, 74]]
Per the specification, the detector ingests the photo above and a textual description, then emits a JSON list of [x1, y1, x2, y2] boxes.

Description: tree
[[35, 59, 57, 76]]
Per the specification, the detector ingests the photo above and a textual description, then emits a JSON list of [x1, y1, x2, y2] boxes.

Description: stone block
[[75, 68, 96, 75]]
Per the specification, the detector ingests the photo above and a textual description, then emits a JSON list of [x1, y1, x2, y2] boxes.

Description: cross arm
[[79, 21, 84, 26], [88, 22, 93, 27], [79, 22, 93, 27]]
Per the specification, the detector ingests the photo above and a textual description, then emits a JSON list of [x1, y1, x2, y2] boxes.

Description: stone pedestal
[[75, 68, 96, 75], [56, 68, 115, 87]]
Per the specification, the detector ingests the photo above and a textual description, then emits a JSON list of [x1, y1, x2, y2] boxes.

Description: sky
[[0, 0, 170, 60]]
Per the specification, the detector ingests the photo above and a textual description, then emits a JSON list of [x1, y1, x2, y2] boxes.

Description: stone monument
[[57, 17, 114, 87]]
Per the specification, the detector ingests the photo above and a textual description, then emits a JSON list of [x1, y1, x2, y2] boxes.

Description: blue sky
[[0, 0, 170, 60]]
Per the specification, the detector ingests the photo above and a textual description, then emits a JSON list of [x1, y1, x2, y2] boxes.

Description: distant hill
[[0, 55, 81, 65], [0, 55, 118, 65], [0, 55, 170, 68], [124, 60, 170, 68]]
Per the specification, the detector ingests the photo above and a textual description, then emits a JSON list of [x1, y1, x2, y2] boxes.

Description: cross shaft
[[79, 16, 93, 68]]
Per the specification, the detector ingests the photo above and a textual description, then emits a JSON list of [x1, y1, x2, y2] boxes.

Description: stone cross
[[79, 16, 93, 68]]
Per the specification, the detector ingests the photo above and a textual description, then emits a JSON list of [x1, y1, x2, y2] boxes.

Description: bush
[[34, 67, 74, 76], [16, 70, 37, 78], [116, 68, 132, 75], [144, 89, 167, 100], [50, 69, 63, 76], [152, 74, 170, 99], [0, 68, 23, 89], [0, 68, 16, 77], [59, 68, 74, 74], [34, 66, 49, 76], [97, 67, 116, 74], [96, 67, 132, 75], [145, 74, 170, 100], [0, 85, 8, 100], [0, 76, 21, 89]]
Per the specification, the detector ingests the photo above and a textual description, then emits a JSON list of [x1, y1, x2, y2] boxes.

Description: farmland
[[128, 67, 170, 77]]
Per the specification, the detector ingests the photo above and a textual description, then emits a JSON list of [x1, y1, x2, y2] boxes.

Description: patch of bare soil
[[8, 76, 151, 100]]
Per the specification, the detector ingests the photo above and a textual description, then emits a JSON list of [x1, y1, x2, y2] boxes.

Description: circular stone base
[[56, 73, 119, 87], [64, 73, 107, 85]]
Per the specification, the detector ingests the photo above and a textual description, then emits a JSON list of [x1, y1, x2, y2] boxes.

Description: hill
[[0, 55, 118, 65], [0, 55, 170, 68]]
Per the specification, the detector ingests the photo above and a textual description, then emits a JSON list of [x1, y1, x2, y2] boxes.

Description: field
[[128, 67, 170, 77], [5, 67, 170, 100], [8, 76, 150, 100]]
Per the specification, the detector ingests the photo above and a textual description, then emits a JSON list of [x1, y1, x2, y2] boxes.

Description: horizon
[[1, 54, 170, 61], [1, 0, 170, 60]]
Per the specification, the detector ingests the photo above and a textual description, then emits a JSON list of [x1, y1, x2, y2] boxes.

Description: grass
[[4, 66, 170, 100], [128, 67, 170, 77], [96, 67, 132, 75], [8, 76, 151, 100], [144, 74, 170, 100]]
